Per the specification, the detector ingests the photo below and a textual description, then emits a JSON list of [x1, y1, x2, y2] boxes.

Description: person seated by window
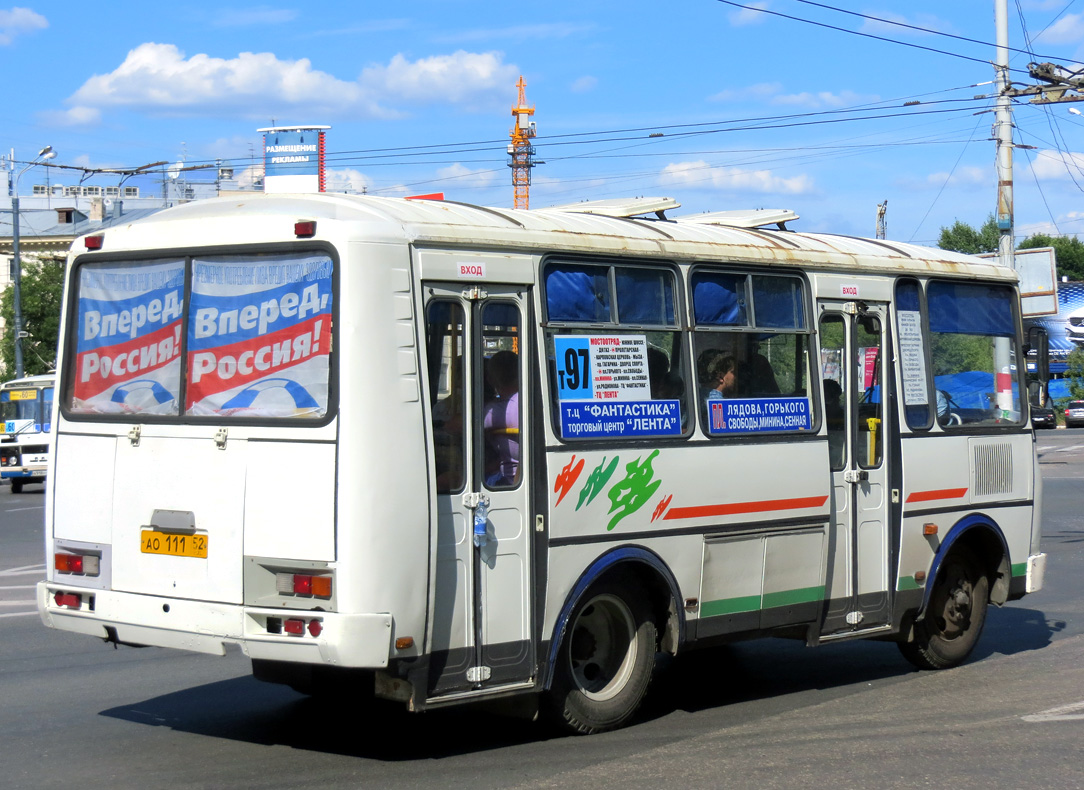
[[647, 346, 684, 400], [746, 349, 781, 395], [483, 350, 520, 487], [823, 378, 845, 467], [705, 355, 739, 399]]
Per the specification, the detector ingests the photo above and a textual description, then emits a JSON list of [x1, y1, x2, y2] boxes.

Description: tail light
[[54, 592, 82, 609], [275, 572, 332, 599], [55, 552, 100, 576]]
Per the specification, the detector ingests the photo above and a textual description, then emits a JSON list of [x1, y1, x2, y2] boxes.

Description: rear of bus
[[38, 197, 430, 690]]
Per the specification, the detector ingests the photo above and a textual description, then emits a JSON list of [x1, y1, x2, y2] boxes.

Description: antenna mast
[[508, 76, 540, 209]]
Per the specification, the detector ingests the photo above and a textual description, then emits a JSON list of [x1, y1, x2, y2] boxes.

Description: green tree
[[1067, 347, 1084, 401], [937, 214, 1000, 254], [1018, 233, 1084, 281], [0, 257, 65, 378]]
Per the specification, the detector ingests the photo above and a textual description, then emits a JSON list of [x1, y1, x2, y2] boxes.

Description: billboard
[[260, 126, 329, 193]]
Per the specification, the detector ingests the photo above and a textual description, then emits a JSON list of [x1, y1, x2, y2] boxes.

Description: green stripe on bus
[[1012, 562, 1027, 577], [897, 576, 923, 591], [700, 595, 761, 617], [701, 586, 825, 618], [762, 586, 825, 609]]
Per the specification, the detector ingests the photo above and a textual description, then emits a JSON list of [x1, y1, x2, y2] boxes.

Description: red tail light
[[283, 618, 305, 635], [54, 592, 81, 609], [55, 552, 100, 576]]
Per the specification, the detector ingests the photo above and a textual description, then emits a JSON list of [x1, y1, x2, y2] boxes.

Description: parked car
[[1064, 400, 1084, 428], [1027, 403, 1053, 429], [1032, 403, 1057, 429]]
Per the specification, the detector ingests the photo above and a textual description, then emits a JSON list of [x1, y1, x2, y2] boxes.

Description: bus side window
[[426, 301, 466, 494]]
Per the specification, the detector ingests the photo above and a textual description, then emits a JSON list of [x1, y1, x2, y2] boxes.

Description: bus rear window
[[65, 251, 334, 421]]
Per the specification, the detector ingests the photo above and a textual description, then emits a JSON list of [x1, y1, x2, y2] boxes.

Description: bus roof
[[72, 193, 1016, 282], [1, 373, 55, 389]]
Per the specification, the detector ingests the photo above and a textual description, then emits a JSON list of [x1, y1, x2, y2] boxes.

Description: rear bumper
[[1, 468, 45, 480], [37, 582, 393, 668]]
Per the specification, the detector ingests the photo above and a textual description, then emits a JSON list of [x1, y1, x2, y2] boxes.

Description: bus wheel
[[10, 480, 22, 494], [547, 581, 656, 734], [899, 547, 989, 670]]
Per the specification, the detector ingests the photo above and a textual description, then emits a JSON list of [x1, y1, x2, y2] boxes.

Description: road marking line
[[0, 610, 39, 619], [4, 506, 44, 513], [1022, 700, 1084, 722], [0, 585, 38, 590], [0, 565, 46, 577]]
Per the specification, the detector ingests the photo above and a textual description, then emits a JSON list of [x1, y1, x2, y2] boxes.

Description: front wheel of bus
[[547, 581, 656, 734], [10, 480, 22, 494], [899, 547, 989, 670]]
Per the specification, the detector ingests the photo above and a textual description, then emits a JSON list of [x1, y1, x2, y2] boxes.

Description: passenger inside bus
[[483, 350, 520, 487], [647, 347, 684, 400], [704, 355, 740, 399]]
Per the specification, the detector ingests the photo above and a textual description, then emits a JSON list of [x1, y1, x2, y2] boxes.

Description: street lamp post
[[10, 145, 55, 379]]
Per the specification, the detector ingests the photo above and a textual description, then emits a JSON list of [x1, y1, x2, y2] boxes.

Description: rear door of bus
[[423, 283, 533, 695]]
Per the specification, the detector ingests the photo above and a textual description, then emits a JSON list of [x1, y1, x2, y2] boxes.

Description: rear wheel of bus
[[899, 546, 989, 670], [547, 579, 657, 734]]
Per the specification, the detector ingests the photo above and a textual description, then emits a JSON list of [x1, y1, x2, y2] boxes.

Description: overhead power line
[[789, 0, 1084, 67], [714, 0, 1034, 74]]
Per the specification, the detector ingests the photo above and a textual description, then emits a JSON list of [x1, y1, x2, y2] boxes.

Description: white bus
[[1, 373, 55, 493], [38, 194, 1046, 733]]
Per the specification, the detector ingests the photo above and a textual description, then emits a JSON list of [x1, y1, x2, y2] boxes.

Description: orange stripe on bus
[[663, 495, 829, 521], [905, 487, 968, 503]]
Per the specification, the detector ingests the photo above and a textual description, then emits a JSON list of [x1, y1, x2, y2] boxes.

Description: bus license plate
[[140, 530, 208, 559]]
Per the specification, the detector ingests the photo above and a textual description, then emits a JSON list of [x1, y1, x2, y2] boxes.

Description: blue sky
[[2, 1, 1083, 243]]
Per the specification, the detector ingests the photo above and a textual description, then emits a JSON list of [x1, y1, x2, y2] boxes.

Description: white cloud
[[59, 43, 518, 122], [571, 76, 597, 94], [0, 7, 47, 45], [213, 6, 298, 27], [435, 163, 498, 189], [1034, 13, 1084, 45], [660, 160, 814, 195], [728, 2, 770, 26], [925, 166, 989, 187], [709, 82, 782, 103], [325, 167, 373, 194], [361, 51, 518, 108], [39, 105, 101, 126], [234, 164, 264, 189], [1029, 148, 1084, 179], [771, 90, 879, 109]]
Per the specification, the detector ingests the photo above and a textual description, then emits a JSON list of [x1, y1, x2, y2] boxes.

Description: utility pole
[[876, 200, 887, 239], [994, 0, 1015, 273]]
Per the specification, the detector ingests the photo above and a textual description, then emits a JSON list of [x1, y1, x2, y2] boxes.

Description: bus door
[[818, 301, 893, 636], [423, 283, 533, 697]]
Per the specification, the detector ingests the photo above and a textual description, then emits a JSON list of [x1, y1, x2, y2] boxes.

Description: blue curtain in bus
[[751, 276, 805, 329], [928, 282, 1014, 336], [545, 265, 610, 322], [692, 273, 747, 326], [615, 269, 675, 325]]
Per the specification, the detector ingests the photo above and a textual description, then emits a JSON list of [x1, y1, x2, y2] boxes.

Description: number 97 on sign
[[554, 337, 592, 400]]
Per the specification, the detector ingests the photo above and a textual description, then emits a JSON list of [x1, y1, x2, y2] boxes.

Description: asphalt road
[[1, 432, 1082, 790]]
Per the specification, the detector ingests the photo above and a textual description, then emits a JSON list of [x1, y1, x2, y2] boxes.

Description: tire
[[10, 480, 22, 494], [899, 546, 989, 670], [546, 580, 657, 734]]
